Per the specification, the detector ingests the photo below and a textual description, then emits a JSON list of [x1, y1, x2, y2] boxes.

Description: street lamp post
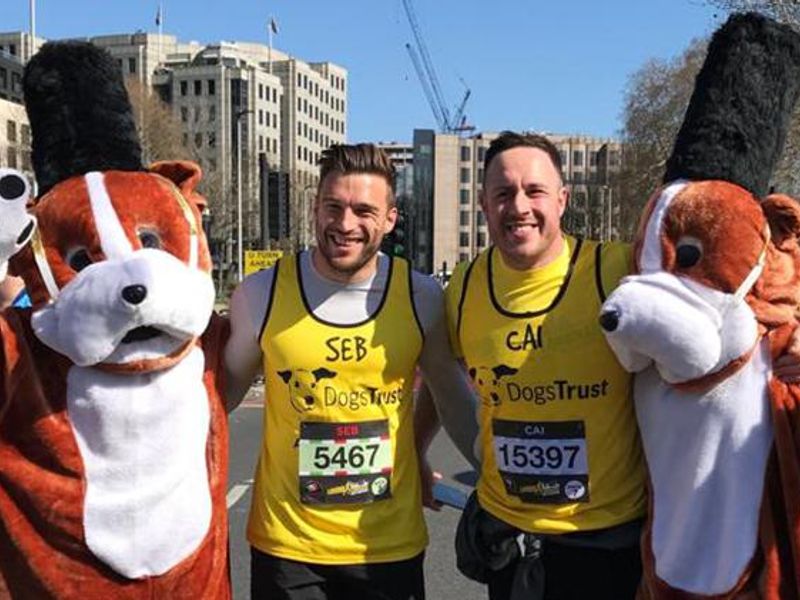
[[235, 109, 253, 282]]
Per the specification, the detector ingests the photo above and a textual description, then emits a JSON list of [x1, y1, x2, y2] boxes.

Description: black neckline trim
[[407, 259, 425, 342], [456, 257, 478, 342], [487, 239, 584, 319], [594, 242, 607, 303], [258, 258, 281, 342], [297, 251, 395, 329]]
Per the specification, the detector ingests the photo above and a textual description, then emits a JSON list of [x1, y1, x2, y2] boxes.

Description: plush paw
[[0, 169, 36, 278]]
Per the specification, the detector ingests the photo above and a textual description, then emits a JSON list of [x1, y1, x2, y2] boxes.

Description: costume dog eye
[[67, 248, 92, 272], [138, 230, 161, 249], [675, 237, 703, 268]]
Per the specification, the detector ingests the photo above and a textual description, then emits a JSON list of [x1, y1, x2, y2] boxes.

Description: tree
[[704, 0, 800, 27], [125, 78, 196, 166], [615, 40, 707, 239]]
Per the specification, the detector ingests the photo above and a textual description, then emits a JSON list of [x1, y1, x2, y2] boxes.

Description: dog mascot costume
[[600, 13, 800, 600], [0, 42, 231, 598]]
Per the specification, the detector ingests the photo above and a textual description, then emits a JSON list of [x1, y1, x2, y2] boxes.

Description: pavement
[[226, 385, 485, 599]]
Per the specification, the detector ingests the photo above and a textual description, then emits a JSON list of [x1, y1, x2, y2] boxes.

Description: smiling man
[[417, 131, 647, 600], [225, 143, 478, 600]]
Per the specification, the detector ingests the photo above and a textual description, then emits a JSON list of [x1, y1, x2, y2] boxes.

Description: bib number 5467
[[313, 443, 380, 470]]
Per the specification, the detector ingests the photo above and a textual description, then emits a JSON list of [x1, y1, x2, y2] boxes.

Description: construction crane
[[401, 0, 474, 134]]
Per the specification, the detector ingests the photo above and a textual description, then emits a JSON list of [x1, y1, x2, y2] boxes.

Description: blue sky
[[5, 1, 722, 143]]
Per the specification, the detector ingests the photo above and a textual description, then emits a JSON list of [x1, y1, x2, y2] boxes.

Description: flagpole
[[268, 16, 273, 75], [157, 3, 163, 63], [29, 0, 35, 60]]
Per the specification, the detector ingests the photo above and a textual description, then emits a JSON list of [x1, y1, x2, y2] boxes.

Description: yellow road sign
[[244, 250, 284, 276]]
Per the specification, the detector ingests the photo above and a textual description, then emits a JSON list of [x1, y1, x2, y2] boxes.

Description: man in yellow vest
[[224, 143, 479, 599], [417, 130, 800, 599], [417, 131, 646, 600]]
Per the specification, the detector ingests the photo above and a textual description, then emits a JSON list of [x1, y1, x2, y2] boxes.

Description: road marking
[[226, 483, 252, 508]]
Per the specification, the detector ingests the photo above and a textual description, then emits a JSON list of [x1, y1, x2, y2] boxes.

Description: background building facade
[[0, 29, 348, 283]]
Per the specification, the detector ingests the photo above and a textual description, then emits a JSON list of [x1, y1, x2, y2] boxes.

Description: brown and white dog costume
[[0, 43, 230, 598], [600, 14, 800, 600]]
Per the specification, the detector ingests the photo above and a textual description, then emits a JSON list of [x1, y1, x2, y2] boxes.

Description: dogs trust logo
[[277, 367, 337, 413], [468, 364, 518, 407]]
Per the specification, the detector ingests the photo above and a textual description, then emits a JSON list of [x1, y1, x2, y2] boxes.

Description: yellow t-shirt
[[248, 254, 427, 564], [446, 236, 646, 533]]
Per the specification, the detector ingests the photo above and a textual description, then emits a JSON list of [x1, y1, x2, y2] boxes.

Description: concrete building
[[0, 29, 348, 278], [0, 44, 32, 183], [411, 129, 621, 275]]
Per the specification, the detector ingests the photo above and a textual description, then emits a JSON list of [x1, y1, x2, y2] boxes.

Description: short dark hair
[[318, 143, 396, 205], [483, 131, 563, 181]]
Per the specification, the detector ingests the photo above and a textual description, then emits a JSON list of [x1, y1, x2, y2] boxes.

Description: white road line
[[226, 483, 251, 508]]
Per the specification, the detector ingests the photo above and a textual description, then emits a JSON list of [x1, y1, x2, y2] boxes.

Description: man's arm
[[415, 287, 480, 469], [223, 273, 271, 412]]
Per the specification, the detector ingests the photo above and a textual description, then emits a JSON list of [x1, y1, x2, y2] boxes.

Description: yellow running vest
[[248, 253, 427, 564], [448, 237, 646, 534]]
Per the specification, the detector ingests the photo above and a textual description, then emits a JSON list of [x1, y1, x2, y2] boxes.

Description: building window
[[259, 110, 263, 125], [10, 73, 20, 94], [460, 146, 470, 162], [180, 81, 188, 96], [194, 133, 202, 148], [589, 151, 598, 167], [297, 73, 302, 86], [609, 150, 620, 167], [477, 169, 484, 184], [573, 151, 583, 167], [258, 84, 263, 99], [21, 124, 30, 146], [259, 136, 263, 151], [6, 147, 16, 169], [273, 89, 277, 102], [194, 80, 202, 96], [476, 210, 485, 226], [8, 44, 16, 56], [459, 252, 470, 262], [460, 168, 470, 184], [6, 120, 16, 143], [209, 105, 216, 122], [460, 211, 470, 226], [460, 189, 470, 205], [128, 58, 136, 74], [21, 151, 31, 172], [478, 232, 486, 247], [572, 171, 583, 184], [265, 111, 270, 127], [298, 147, 302, 160], [208, 80, 216, 95], [478, 147, 486, 163], [194, 106, 201, 122], [559, 150, 567, 167], [459, 232, 470, 247], [208, 132, 216, 147], [0, 68, 6, 90]]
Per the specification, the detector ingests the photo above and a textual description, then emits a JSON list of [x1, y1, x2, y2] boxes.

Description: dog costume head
[[8, 41, 214, 373], [600, 13, 800, 598]]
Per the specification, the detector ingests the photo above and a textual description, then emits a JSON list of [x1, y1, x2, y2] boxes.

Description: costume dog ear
[[763, 193, 800, 249], [149, 160, 206, 210]]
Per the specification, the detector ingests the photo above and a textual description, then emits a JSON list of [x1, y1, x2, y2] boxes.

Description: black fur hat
[[663, 12, 800, 197], [23, 41, 144, 196]]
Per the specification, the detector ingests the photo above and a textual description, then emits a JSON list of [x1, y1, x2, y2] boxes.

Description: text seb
[[325, 335, 368, 362]]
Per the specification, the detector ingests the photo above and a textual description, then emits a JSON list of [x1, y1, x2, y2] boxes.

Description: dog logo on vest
[[468, 364, 518, 407], [277, 367, 338, 413]]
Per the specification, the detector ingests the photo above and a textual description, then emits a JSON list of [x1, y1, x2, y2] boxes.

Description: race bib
[[298, 419, 393, 505], [492, 419, 589, 504]]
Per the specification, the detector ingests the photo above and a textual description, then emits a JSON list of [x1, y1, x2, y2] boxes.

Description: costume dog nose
[[599, 309, 620, 332], [121, 284, 148, 305], [0, 174, 26, 201]]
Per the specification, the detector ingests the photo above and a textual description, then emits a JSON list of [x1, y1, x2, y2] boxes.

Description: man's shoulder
[[410, 269, 443, 301]]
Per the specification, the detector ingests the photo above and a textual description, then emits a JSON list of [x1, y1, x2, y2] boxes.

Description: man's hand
[[419, 456, 443, 511]]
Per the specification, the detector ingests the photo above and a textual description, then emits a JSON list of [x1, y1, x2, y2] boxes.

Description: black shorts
[[488, 541, 641, 600], [250, 547, 426, 600]]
